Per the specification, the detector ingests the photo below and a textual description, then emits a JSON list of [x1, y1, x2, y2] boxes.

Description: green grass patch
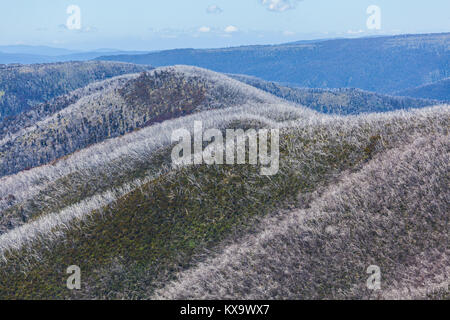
[[0, 127, 374, 299]]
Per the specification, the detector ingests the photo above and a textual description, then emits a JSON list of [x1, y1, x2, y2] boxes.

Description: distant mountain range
[[96, 33, 450, 94], [0, 45, 149, 65], [1, 62, 442, 178], [0, 45, 79, 56], [3, 33, 449, 96], [229, 74, 440, 114]]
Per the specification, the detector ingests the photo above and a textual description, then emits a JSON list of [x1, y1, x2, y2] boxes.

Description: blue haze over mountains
[[1, 33, 449, 100], [95, 33, 450, 94]]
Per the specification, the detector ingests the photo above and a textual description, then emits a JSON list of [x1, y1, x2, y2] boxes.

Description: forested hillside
[[396, 78, 450, 101], [97, 33, 450, 94], [0, 66, 282, 177], [0, 61, 152, 121], [230, 74, 439, 114]]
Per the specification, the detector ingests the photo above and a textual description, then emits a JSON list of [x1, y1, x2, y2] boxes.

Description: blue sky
[[1, 0, 449, 51]]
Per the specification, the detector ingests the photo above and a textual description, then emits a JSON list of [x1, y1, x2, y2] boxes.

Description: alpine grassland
[[0, 66, 447, 299]]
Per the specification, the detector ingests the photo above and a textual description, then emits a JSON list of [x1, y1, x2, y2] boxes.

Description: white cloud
[[283, 30, 296, 36], [161, 34, 178, 39], [260, 0, 303, 12], [198, 26, 211, 33], [224, 25, 239, 33], [58, 24, 97, 33], [347, 29, 364, 34], [206, 5, 223, 14]]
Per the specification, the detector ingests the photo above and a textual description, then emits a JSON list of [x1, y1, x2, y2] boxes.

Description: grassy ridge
[[155, 134, 449, 300], [0, 61, 151, 121], [1, 105, 447, 299], [0, 124, 371, 299], [0, 66, 282, 177]]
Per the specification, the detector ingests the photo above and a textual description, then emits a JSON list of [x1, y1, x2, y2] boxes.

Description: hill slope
[[230, 74, 440, 114], [97, 33, 450, 94], [0, 102, 447, 299], [155, 133, 449, 300], [0, 61, 152, 121], [0, 52, 56, 65], [0, 65, 286, 177], [396, 78, 450, 101], [0, 64, 447, 300]]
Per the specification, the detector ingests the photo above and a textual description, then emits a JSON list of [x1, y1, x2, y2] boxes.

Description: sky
[[0, 0, 449, 51]]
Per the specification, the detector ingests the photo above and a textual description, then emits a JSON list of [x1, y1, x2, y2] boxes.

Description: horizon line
[[1, 31, 449, 55]]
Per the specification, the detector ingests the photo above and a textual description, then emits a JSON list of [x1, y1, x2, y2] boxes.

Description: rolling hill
[[0, 66, 285, 178], [155, 132, 449, 300], [0, 45, 78, 56], [396, 78, 450, 101], [0, 61, 152, 122], [0, 52, 56, 65], [96, 33, 450, 94], [0, 64, 447, 300], [230, 74, 440, 114]]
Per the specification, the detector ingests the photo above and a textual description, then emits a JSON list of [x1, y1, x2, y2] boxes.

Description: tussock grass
[[0, 66, 447, 299], [154, 134, 449, 300], [0, 103, 447, 299], [0, 102, 310, 227]]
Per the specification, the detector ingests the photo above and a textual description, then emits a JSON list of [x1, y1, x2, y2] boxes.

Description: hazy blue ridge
[[95, 33, 450, 94]]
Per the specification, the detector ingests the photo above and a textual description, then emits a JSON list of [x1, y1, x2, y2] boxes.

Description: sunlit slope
[[0, 65, 286, 177], [0, 102, 447, 299], [0, 61, 151, 121], [155, 132, 449, 300]]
